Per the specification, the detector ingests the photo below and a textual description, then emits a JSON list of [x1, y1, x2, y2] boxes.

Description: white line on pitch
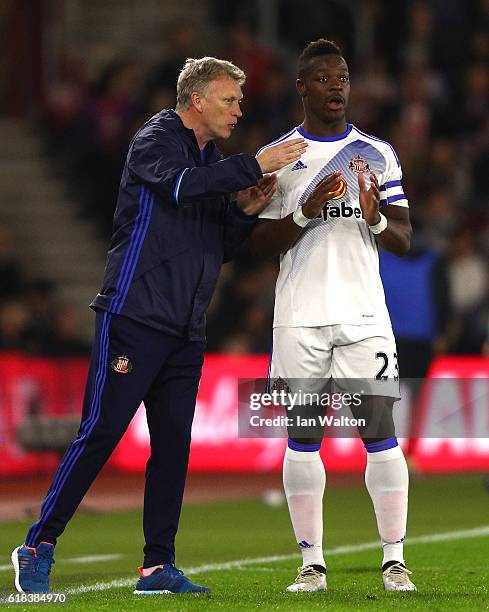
[[234, 567, 290, 572], [62, 525, 489, 596], [0, 553, 122, 572]]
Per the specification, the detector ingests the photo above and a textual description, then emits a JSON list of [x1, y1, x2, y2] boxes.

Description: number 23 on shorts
[[375, 351, 399, 381]]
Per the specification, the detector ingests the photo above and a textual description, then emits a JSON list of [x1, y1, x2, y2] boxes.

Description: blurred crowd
[[5, 1, 489, 368], [0, 224, 90, 356]]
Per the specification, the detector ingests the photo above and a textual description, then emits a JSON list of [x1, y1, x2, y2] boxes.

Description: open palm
[[236, 174, 277, 216], [358, 171, 381, 225]]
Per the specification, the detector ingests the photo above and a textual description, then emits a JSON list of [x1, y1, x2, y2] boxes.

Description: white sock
[[283, 445, 326, 568], [365, 443, 409, 566]]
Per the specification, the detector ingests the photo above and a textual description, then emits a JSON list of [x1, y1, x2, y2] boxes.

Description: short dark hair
[[298, 39, 343, 77]]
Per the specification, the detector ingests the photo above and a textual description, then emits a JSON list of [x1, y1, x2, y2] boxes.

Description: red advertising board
[[0, 353, 488, 476], [411, 356, 489, 472], [111, 355, 374, 473], [0, 352, 87, 476]]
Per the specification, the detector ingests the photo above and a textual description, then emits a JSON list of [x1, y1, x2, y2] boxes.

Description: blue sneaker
[[12, 543, 55, 593], [133, 564, 210, 595]]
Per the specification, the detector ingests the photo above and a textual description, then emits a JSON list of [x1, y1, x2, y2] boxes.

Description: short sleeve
[[379, 147, 409, 208]]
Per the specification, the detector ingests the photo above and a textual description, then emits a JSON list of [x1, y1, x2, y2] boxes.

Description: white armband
[[292, 207, 313, 228], [368, 212, 388, 235]]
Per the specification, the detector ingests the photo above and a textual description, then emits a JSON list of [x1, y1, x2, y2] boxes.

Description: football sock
[[283, 441, 326, 568], [364, 438, 408, 566], [382, 560, 405, 571]]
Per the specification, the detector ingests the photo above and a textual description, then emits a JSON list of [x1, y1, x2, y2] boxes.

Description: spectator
[[447, 228, 489, 354], [220, 22, 278, 107], [460, 61, 489, 136], [75, 59, 146, 233], [47, 303, 91, 357], [380, 230, 453, 378], [0, 225, 24, 302], [250, 62, 295, 137], [145, 19, 201, 104], [22, 279, 57, 355], [0, 301, 29, 351], [418, 188, 457, 252]]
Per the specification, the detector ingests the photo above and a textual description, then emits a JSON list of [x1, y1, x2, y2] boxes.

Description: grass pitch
[[0, 473, 488, 611]]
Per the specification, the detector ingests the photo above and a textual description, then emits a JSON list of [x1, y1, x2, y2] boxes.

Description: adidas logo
[[291, 160, 307, 171]]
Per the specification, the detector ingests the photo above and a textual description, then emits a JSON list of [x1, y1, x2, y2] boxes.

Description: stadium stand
[[1, 0, 488, 356]]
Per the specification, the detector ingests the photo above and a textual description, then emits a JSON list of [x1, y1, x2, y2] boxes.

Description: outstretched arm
[[129, 136, 306, 205]]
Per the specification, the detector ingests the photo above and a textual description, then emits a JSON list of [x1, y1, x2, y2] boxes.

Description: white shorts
[[269, 324, 400, 398]]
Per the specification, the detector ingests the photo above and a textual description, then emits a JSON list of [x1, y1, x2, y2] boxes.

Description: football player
[[250, 39, 415, 593]]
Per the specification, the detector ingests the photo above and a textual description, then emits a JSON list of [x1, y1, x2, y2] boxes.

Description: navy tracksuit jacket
[[92, 108, 262, 338], [26, 109, 262, 566]]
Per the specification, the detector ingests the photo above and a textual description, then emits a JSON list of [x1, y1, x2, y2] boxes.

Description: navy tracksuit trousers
[[26, 311, 205, 567]]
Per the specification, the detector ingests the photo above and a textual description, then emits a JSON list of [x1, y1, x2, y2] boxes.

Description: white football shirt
[[258, 123, 408, 328]]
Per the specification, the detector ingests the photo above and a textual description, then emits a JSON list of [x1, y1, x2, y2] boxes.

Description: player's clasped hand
[[302, 171, 343, 218], [358, 171, 381, 225], [256, 138, 308, 173]]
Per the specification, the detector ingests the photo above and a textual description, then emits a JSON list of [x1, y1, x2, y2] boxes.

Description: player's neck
[[301, 117, 348, 139]]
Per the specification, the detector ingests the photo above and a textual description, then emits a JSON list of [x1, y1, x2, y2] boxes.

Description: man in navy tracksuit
[[12, 57, 306, 595]]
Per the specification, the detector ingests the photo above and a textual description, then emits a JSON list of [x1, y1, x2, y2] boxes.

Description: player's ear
[[191, 91, 204, 113], [296, 78, 306, 98]]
